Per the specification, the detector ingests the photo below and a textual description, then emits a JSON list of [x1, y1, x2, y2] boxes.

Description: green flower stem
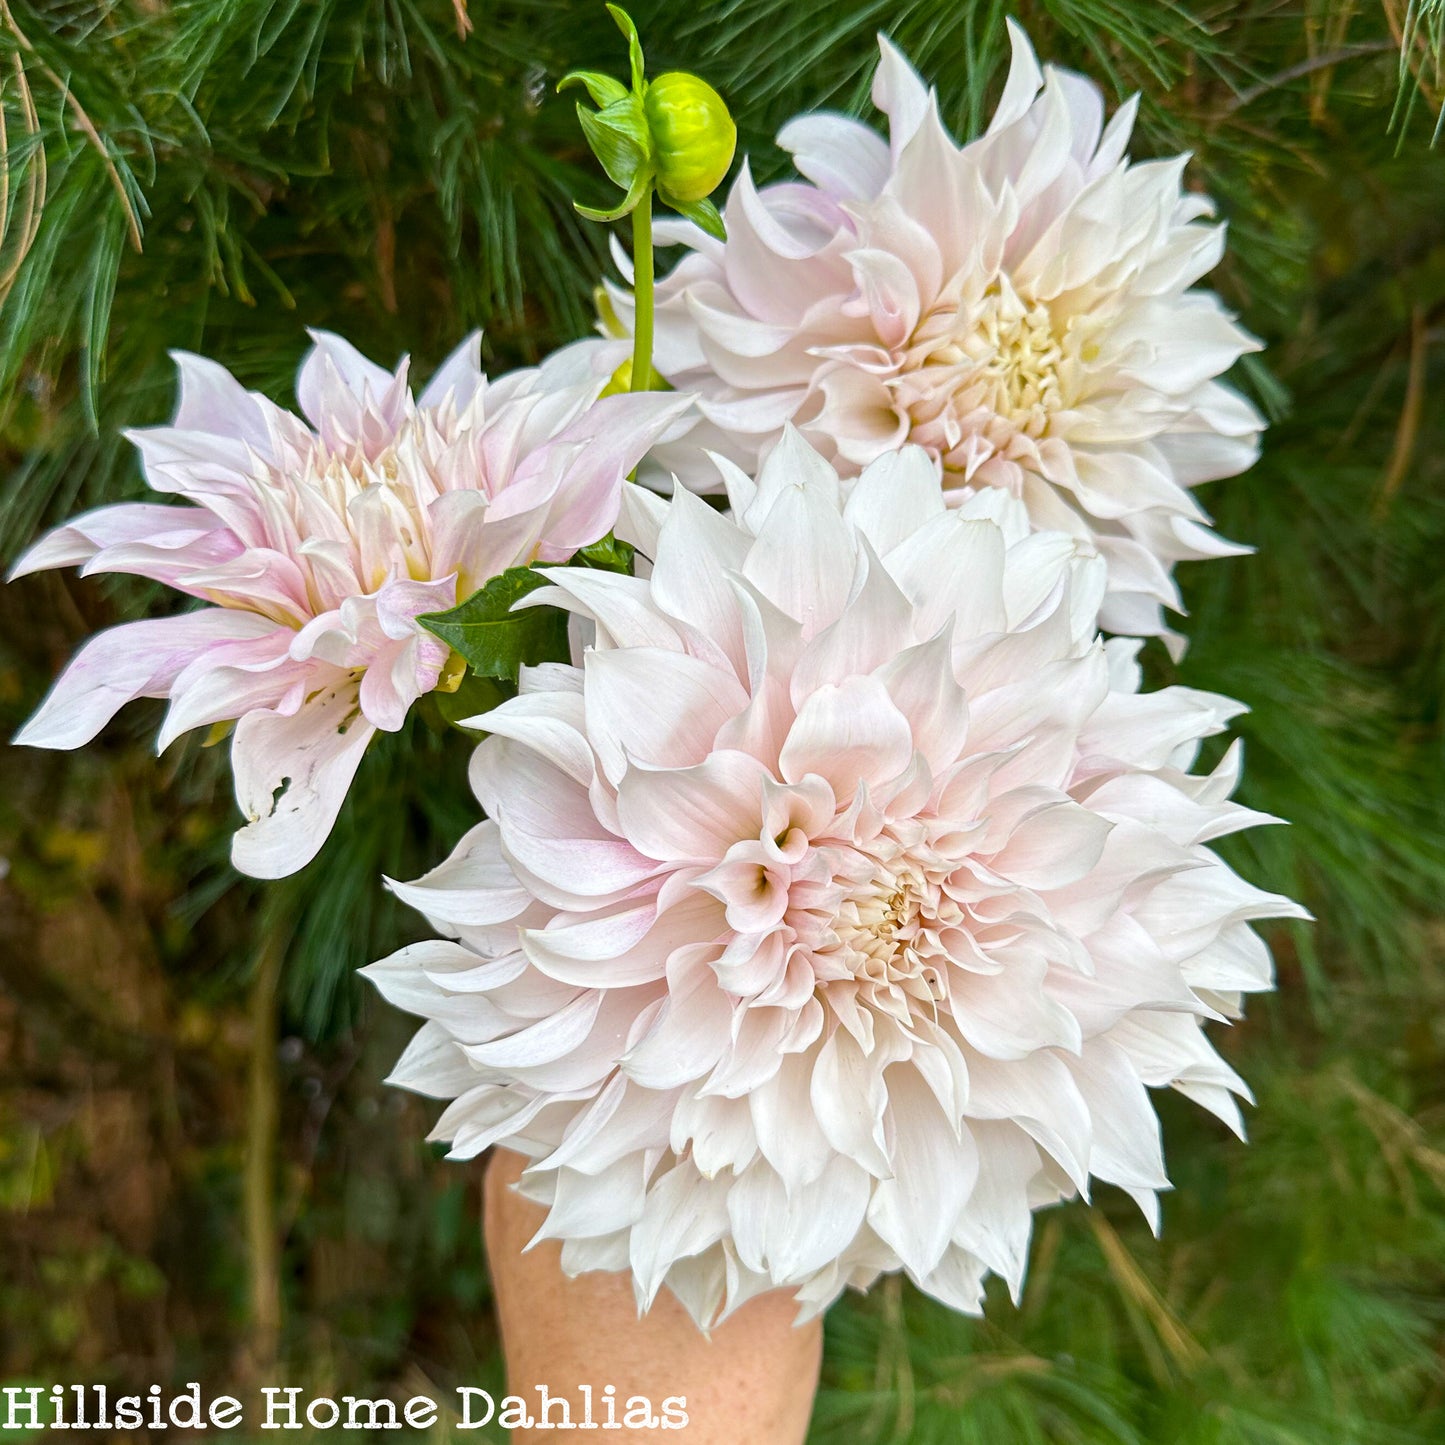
[[630, 186, 654, 393]]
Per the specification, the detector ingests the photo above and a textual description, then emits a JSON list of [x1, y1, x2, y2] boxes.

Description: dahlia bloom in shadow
[[10, 333, 687, 877], [610, 22, 1264, 650], [368, 432, 1304, 1326]]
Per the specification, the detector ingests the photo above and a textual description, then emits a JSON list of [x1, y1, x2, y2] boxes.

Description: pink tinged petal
[[615, 749, 770, 863], [866, 1069, 977, 1278], [809, 1026, 890, 1177], [361, 943, 525, 1045], [694, 842, 792, 935], [462, 990, 601, 1072], [949, 1121, 1042, 1302], [616, 480, 671, 556], [720, 164, 853, 325], [14, 609, 280, 750], [466, 688, 594, 787], [8, 502, 222, 580], [229, 679, 376, 878], [947, 956, 1082, 1059], [684, 286, 800, 360], [841, 446, 947, 554], [648, 486, 751, 675], [417, 330, 484, 411], [709, 930, 788, 996], [473, 738, 662, 905], [169, 350, 282, 455], [885, 516, 1008, 639], [777, 112, 891, 203], [297, 330, 402, 433], [846, 245, 922, 348], [789, 547, 914, 704], [742, 421, 842, 520], [539, 1073, 676, 1175], [159, 630, 307, 750], [779, 674, 914, 797], [583, 646, 749, 784], [519, 902, 663, 988], [986, 21, 1045, 135], [911, 1247, 988, 1315], [520, 572, 684, 654], [1078, 686, 1246, 771], [873, 628, 969, 773], [622, 950, 735, 1090], [964, 1050, 1092, 1193], [1064, 1042, 1169, 1230], [873, 35, 932, 154], [985, 799, 1114, 890], [501, 390, 694, 556]]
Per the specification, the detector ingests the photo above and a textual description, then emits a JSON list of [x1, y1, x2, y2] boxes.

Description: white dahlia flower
[[10, 333, 686, 877], [610, 21, 1265, 649], [367, 433, 1302, 1326]]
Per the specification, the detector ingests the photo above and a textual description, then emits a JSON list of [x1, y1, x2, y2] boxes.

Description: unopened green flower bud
[[644, 72, 736, 203]]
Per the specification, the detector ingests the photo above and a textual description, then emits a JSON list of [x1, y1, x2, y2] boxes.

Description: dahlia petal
[[616, 750, 770, 862], [866, 1070, 976, 1277], [8, 502, 220, 580], [810, 1027, 890, 1177], [779, 675, 914, 795], [729, 1155, 870, 1281], [384, 1019, 481, 1099], [987, 799, 1113, 889], [230, 680, 376, 877], [584, 646, 748, 783], [841, 445, 947, 554], [873, 35, 932, 154], [777, 112, 891, 202], [13, 610, 278, 750], [629, 1164, 732, 1309], [417, 330, 484, 411]]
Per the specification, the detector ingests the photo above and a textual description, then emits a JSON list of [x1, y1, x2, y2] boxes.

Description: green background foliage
[[1, 1, 1443, 1439]]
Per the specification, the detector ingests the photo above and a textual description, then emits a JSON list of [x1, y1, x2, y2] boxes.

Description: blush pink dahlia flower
[[10, 333, 687, 877], [367, 432, 1303, 1326], [610, 21, 1264, 649]]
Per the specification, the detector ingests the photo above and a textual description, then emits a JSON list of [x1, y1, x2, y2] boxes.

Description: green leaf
[[576, 532, 636, 574], [606, 4, 646, 94], [417, 568, 569, 682], [557, 69, 630, 107], [435, 672, 509, 734], [574, 166, 653, 223], [663, 193, 727, 241], [577, 96, 651, 191]]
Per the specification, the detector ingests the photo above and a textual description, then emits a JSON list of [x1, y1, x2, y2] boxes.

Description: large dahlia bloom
[[367, 433, 1302, 1326], [10, 333, 686, 877], [612, 22, 1264, 647]]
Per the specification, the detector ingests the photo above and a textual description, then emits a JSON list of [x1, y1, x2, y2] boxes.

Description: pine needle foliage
[[2, 2, 1443, 1439]]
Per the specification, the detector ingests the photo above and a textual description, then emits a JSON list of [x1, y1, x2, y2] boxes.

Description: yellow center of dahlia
[[822, 851, 947, 1015], [918, 281, 1073, 437]]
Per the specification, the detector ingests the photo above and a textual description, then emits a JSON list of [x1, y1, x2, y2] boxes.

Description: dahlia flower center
[[908, 280, 1074, 441], [250, 419, 450, 614], [813, 844, 948, 1013]]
